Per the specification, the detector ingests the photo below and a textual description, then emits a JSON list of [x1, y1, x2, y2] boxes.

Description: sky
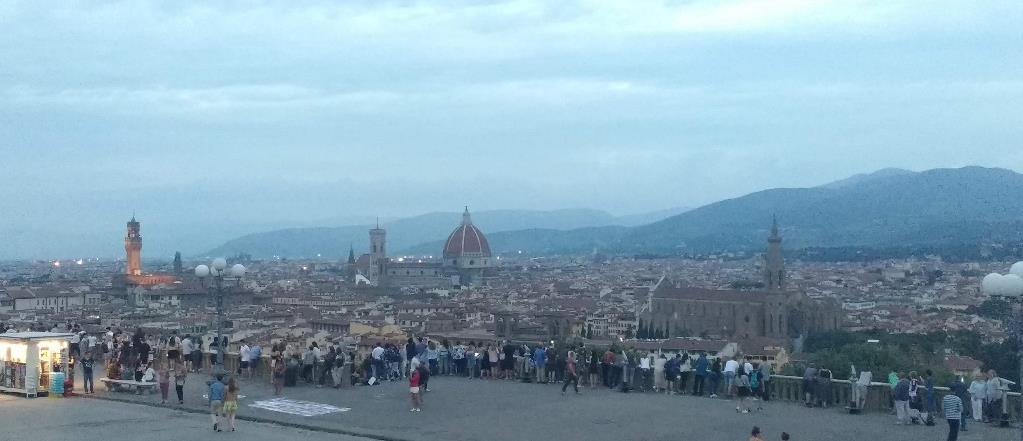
[[1, 0, 1021, 260]]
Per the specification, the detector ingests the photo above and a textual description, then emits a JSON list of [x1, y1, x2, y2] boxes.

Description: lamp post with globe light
[[981, 261, 1023, 431], [195, 258, 246, 375]]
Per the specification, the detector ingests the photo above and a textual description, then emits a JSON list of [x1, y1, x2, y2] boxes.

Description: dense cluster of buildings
[[0, 212, 1006, 370]]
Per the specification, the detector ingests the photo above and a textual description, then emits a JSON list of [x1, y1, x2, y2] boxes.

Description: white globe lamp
[[230, 264, 246, 278], [982, 273, 1002, 294], [1003, 274, 1023, 297], [1010, 261, 1023, 278], [194, 264, 210, 278], [212, 257, 228, 271]]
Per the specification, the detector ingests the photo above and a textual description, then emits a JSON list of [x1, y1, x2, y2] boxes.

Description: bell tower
[[125, 215, 142, 276], [764, 215, 784, 290], [368, 219, 386, 283]]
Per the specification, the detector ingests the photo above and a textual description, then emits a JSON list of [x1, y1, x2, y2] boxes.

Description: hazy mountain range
[[208, 166, 1023, 258], [204, 207, 689, 258]]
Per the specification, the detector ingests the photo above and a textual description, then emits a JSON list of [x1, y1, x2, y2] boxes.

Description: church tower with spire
[[764, 215, 784, 290], [124, 215, 142, 276]]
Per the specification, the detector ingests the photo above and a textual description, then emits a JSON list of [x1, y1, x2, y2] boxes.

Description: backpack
[[750, 370, 760, 388]]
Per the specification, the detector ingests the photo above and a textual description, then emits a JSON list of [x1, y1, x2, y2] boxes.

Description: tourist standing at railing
[[815, 367, 833, 409], [708, 357, 721, 398], [427, 341, 440, 377], [601, 348, 614, 388], [637, 350, 652, 392], [665, 353, 679, 394], [249, 343, 262, 379], [942, 385, 963, 441], [678, 352, 692, 394], [893, 371, 911, 425], [924, 370, 937, 425], [404, 338, 417, 376], [588, 350, 599, 388], [724, 357, 739, 398], [757, 356, 771, 401], [949, 376, 969, 432], [967, 373, 986, 423], [984, 369, 1001, 423], [801, 363, 817, 407], [438, 341, 450, 376], [465, 342, 478, 379], [452, 341, 466, 376], [488, 345, 501, 380], [239, 341, 251, 378], [735, 366, 753, 413], [693, 352, 708, 396], [653, 353, 666, 393], [533, 344, 547, 384], [887, 370, 899, 412]]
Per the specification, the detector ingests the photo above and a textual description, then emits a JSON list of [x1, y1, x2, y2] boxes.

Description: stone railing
[[179, 354, 1022, 421], [770, 375, 1022, 420]]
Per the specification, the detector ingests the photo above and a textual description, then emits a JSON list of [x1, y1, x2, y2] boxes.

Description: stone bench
[[99, 377, 158, 394]]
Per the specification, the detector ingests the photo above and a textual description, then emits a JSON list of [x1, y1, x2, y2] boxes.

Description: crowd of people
[[889, 368, 1009, 441], [11, 321, 1014, 439]]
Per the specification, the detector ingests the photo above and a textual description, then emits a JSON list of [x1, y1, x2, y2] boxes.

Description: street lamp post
[[195, 257, 246, 375], [981, 262, 1023, 435]]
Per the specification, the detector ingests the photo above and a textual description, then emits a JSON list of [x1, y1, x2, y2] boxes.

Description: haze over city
[[3, 0, 1022, 259]]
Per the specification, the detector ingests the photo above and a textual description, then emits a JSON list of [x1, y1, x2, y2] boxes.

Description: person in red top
[[562, 350, 579, 395], [409, 366, 422, 412]]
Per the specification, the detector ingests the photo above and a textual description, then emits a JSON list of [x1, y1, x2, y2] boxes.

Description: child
[[409, 365, 422, 412], [224, 377, 240, 432], [158, 363, 170, 404]]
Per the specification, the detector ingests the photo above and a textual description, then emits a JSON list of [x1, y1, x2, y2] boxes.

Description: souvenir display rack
[[0, 332, 72, 397]]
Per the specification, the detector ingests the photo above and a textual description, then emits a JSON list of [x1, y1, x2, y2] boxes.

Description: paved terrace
[[74, 372, 1013, 441]]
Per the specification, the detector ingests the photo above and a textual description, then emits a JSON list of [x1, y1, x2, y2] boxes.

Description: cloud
[[0, 0, 1021, 258]]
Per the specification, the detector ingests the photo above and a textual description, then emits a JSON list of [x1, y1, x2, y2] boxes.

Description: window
[[469, 260, 475, 265]]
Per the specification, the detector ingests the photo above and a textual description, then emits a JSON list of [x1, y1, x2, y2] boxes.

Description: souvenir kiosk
[[0, 332, 72, 397]]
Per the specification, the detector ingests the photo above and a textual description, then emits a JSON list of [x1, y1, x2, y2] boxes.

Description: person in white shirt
[[181, 336, 194, 372], [968, 372, 987, 422], [724, 357, 739, 397], [679, 352, 692, 394], [239, 342, 251, 379], [371, 343, 385, 381], [639, 350, 653, 391]]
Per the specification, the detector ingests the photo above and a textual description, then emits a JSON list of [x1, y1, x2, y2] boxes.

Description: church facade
[[641, 219, 840, 341]]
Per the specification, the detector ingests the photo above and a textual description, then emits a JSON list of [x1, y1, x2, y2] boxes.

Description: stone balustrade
[[186, 353, 1022, 421], [769, 375, 1021, 420]]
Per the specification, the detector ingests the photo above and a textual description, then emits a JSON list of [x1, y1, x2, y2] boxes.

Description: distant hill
[[208, 167, 1023, 258], [204, 208, 622, 258], [420, 166, 1023, 256], [818, 167, 915, 189]]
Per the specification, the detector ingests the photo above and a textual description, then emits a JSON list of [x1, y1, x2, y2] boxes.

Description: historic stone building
[[113, 215, 177, 289], [351, 207, 493, 288], [441, 207, 493, 286], [641, 220, 840, 341]]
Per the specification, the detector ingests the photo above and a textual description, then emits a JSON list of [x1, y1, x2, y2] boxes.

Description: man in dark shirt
[[894, 372, 911, 425], [80, 353, 95, 394]]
